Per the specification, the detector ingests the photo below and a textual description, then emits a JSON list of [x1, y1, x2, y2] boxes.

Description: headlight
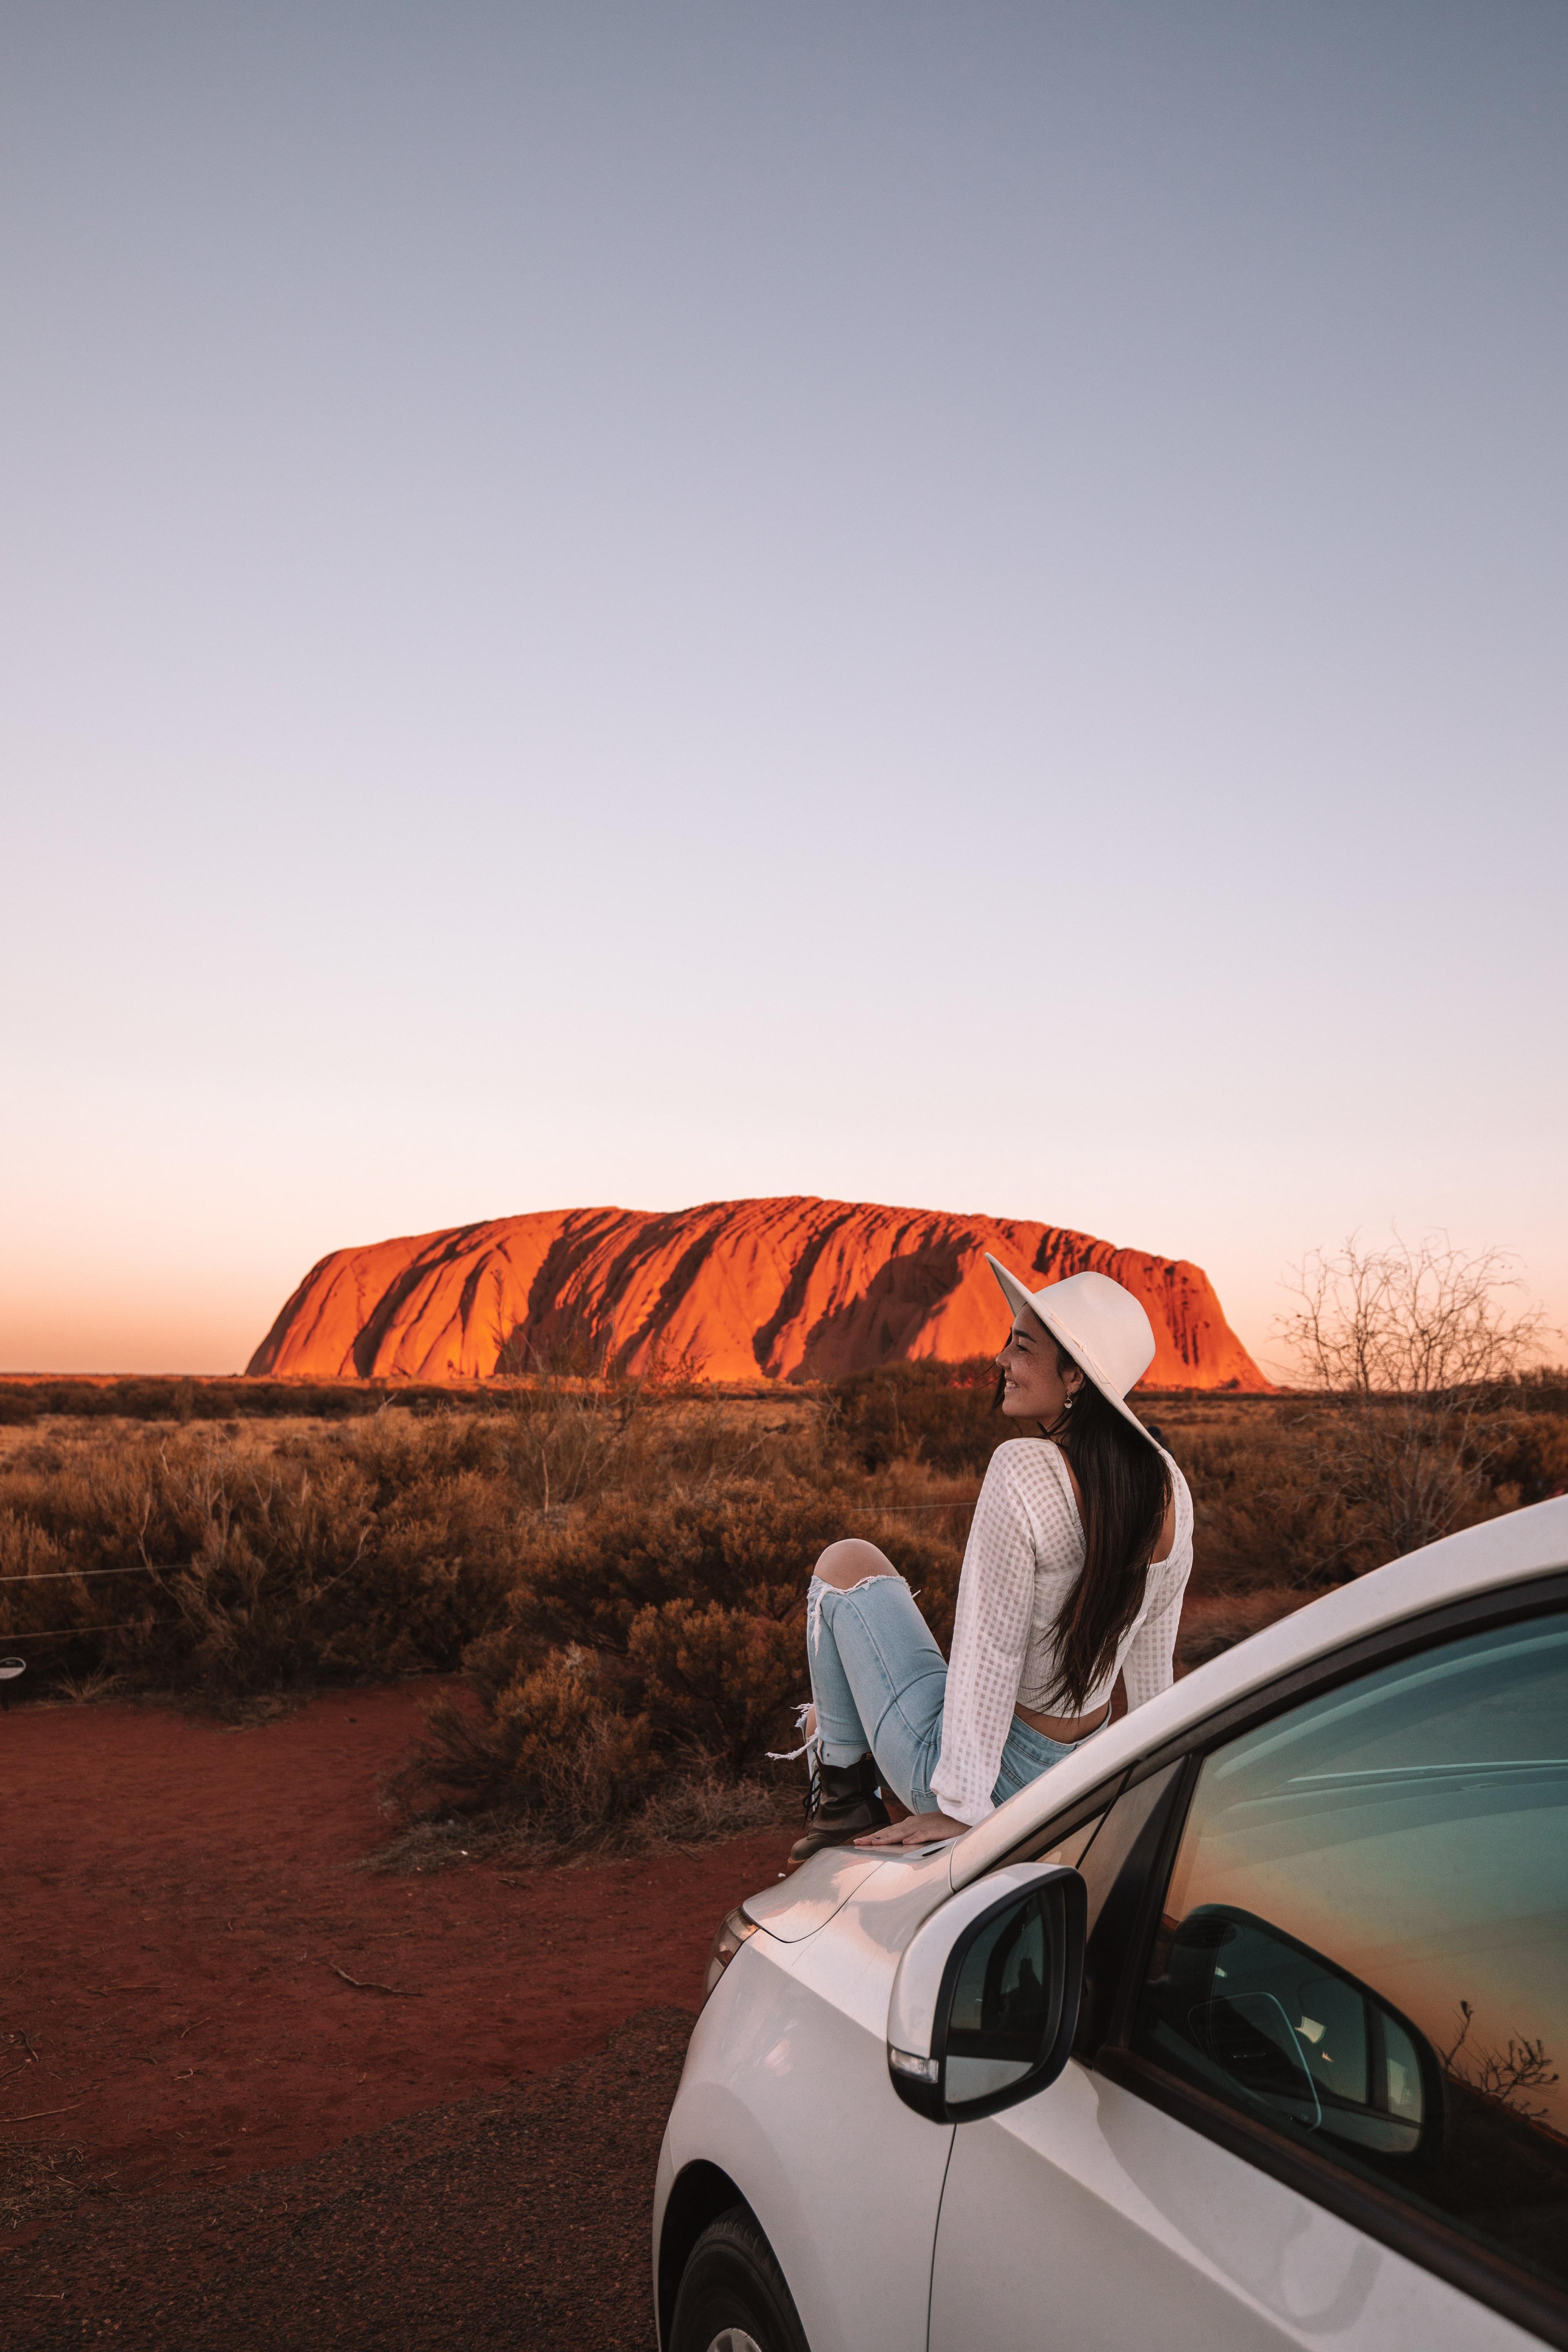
[[703, 1906, 760, 2003]]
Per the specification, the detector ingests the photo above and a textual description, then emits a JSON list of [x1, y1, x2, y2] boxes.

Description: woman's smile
[[996, 1307, 1083, 1428]]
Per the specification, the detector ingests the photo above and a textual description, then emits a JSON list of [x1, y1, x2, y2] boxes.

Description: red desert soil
[[1, 1688, 789, 2347]]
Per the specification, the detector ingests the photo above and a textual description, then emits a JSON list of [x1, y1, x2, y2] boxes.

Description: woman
[[789, 1258, 1193, 1866]]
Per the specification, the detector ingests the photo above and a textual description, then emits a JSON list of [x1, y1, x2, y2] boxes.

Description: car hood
[[741, 1849, 887, 1941], [742, 1840, 958, 1944]]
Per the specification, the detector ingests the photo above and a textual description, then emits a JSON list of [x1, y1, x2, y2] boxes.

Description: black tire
[[669, 2205, 811, 2352]]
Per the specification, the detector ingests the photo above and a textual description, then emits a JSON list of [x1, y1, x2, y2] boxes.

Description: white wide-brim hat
[[985, 1256, 1160, 1450]]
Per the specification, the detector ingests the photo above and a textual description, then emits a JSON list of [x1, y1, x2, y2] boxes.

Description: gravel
[[4, 2007, 693, 2350]]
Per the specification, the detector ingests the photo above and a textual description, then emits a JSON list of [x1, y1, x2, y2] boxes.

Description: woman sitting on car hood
[[788, 1258, 1194, 1867]]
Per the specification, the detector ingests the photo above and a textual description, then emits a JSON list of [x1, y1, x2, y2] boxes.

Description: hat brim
[[985, 1255, 1162, 1452]]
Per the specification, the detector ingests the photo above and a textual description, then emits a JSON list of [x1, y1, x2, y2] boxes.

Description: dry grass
[[361, 1762, 795, 1874], [4, 1370, 1561, 1856]]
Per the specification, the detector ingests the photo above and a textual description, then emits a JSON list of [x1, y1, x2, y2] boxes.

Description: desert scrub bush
[[1174, 1417, 1366, 1595], [1277, 1235, 1549, 1562], [394, 1646, 656, 1837], [0, 1416, 519, 1694], [463, 1479, 959, 1731], [829, 1360, 1002, 1475], [398, 1464, 962, 1837], [1481, 1406, 1568, 1509], [377, 1669, 792, 1866]]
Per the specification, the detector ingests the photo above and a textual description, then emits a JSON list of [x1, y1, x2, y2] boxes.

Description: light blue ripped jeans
[[805, 1572, 1090, 1813]]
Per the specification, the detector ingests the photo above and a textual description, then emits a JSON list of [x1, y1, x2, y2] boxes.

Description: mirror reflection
[[946, 1887, 1058, 2106]]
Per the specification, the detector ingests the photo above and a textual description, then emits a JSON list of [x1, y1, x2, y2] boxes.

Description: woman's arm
[[1119, 1554, 1192, 1710], [923, 1447, 1038, 1829], [1119, 1459, 1192, 1710]]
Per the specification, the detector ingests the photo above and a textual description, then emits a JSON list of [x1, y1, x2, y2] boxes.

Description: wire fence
[[1, 1619, 176, 1640], [0, 1564, 167, 1585]]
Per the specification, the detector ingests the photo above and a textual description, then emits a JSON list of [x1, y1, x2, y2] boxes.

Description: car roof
[[950, 1492, 1568, 1891]]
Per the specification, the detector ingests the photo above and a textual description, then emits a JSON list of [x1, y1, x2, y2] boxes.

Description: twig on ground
[[0, 2102, 85, 2124], [329, 1964, 419, 1997]]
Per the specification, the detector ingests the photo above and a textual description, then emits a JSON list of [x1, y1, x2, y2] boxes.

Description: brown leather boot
[[786, 1754, 889, 1872]]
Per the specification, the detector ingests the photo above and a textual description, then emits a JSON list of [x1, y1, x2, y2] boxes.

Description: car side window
[[1131, 1607, 1568, 2301]]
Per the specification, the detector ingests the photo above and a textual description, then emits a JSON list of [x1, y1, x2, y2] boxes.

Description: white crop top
[[929, 1437, 1194, 1828]]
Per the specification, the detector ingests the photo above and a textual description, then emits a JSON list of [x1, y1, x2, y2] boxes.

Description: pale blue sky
[[2, 2, 1564, 1373]]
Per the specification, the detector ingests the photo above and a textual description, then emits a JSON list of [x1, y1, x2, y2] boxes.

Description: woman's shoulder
[[986, 1434, 1063, 1474], [983, 1436, 1077, 1506]]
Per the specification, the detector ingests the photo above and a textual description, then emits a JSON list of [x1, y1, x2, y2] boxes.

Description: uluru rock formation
[[249, 1196, 1269, 1391]]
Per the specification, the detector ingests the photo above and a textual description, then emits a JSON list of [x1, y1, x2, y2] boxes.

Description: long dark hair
[[995, 1345, 1172, 1715]]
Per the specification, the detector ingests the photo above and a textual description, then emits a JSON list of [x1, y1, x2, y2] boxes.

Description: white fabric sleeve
[[929, 1448, 1036, 1826], [1119, 1558, 1189, 1710], [1119, 1464, 1194, 1711]]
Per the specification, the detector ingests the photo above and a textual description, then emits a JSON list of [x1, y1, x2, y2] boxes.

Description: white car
[[654, 1495, 1568, 2352]]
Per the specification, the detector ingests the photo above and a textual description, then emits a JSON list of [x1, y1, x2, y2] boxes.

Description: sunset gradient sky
[[3, 2, 1564, 1375]]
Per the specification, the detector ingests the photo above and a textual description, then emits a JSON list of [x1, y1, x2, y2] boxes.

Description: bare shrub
[[1278, 1237, 1550, 1562], [1444, 2000, 1562, 2121]]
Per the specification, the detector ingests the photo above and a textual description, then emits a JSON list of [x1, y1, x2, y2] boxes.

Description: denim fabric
[[807, 1573, 1085, 1815]]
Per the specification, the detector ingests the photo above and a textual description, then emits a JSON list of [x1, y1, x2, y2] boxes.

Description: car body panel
[[929, 2060, 1538, 2350], [658, 1912, 956, 2352], [742, 1849, 888, 1940]]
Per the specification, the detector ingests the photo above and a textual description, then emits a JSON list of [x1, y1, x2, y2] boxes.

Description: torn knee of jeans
[[812, 1569, 899, 1600]]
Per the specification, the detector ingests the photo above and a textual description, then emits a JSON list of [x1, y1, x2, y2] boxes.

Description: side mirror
[[886, 1864, 1086, 2124]]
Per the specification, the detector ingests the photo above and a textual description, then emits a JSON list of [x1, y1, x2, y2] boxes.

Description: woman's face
[[996, 1306, 1085, 1427]]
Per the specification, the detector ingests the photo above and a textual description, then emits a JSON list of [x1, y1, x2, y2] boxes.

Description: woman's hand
[[853, 1809, 968, 1848]]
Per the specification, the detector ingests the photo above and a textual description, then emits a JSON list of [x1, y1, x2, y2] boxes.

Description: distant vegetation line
[[0, 1371, 1292, 1428]]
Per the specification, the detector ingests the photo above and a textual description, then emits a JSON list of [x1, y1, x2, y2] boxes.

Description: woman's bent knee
[[814, 1537, 900, 1592]]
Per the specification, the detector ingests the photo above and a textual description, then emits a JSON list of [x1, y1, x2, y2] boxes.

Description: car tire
[[669, 2205, 811, 2352]]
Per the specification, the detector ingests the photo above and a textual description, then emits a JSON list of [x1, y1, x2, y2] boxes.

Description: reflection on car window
[[1133, 1608, 1568, 2297], [1033, 1814, 1105, 1873]]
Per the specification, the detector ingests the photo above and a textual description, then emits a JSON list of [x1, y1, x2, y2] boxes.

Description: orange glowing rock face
[[248, 1197, 1270, 1391]]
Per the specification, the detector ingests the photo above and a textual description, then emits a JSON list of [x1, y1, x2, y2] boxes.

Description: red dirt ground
[[0, 1688, 785, 2213]]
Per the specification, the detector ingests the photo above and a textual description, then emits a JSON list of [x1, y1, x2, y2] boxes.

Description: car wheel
[[669, 2205, 810, 2352]]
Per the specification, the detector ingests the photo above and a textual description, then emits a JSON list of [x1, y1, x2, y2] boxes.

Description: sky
[[2, 1, 1564, 1377]]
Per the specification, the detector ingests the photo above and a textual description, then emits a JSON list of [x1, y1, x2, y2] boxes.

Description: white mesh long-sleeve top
[[929, 1437, 1193, 1827]]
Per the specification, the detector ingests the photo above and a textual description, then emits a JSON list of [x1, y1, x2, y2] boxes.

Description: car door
[[929, 1584, 1568, 2350]]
